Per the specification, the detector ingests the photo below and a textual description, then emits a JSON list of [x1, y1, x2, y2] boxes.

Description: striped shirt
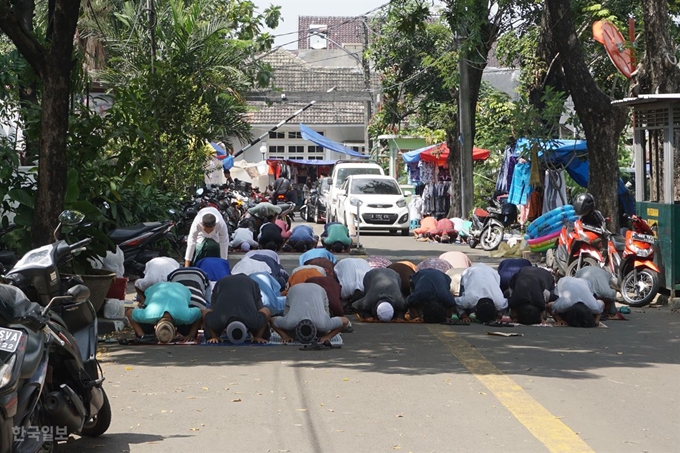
[[167, 268, 210, 309]]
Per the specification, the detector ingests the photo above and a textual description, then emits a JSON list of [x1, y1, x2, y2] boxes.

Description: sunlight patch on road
[[428, 325, 595, 453]]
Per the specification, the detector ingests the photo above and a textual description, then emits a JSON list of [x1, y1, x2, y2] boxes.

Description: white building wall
[[232, 124, 366, 163]]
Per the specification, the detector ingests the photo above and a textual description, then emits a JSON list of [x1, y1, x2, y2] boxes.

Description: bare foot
[[318, 335, 333, 343], [459, 316, 472, 324], [252, 337, 268, 344], [207, 337, 222, 344], [555, 320, 567, 326]]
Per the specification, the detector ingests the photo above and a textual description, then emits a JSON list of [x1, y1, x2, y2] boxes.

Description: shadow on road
[[63, 432, 193, 452], [100, 308, 680, 381]]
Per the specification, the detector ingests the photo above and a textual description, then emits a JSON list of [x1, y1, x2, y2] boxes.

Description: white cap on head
[[376, 301, 394, 322], [241, 242, 251, 252]]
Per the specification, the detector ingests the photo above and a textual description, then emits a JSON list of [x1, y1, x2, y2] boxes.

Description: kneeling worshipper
[[352, 268, 408, 321], [203, 274, 272, 344], [270, 283, 349, 344]]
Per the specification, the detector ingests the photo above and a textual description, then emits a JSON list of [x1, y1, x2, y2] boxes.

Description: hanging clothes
[[507, 161, 532, 206], [543, 170, 567, 213], [434, 181, 450, 218], [495, 144, 517, 195], [420, 161, 437, 184], [527, 189, 544, 221], [407, 162, 421, 184]]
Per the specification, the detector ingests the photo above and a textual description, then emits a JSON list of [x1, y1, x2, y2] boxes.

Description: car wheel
[[401, 228, 410, 236]]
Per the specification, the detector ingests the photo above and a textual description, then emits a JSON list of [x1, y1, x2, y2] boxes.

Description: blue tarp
[[268, 158, 337, 166], [513, 138, 634, 215], [300, 124, 368, 159], [402, 144, 437, 163]]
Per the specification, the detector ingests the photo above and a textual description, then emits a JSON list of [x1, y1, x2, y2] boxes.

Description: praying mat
[[117, 336, 198, 346], [354, 313, 423, 323], [197, 331, 343, 346]]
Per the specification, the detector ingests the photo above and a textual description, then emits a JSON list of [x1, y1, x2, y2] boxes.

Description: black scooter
[[467, 196, 518, 251], [3, 210, 111, 446], [0, 283, 96, 453]]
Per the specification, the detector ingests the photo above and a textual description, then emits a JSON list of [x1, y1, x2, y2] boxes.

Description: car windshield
[[350, 179, 401, 195], [335, 168, 382, 187]]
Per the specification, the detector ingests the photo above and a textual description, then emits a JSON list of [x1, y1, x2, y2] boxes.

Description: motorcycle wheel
[[81, 389, 111, 437], [286, 215, 292, 231], [566, 257, 599, 276], [620, 268, 659, 307], [300, 206, 309, 222], [480, 224, 504, 251], [313, 208, 320, 224]]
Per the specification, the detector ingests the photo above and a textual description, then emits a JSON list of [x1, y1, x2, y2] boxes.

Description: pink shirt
[[275, 219, 292, 239]]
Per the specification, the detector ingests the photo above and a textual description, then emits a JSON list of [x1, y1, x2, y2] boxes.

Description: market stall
[[266, 158, 337, 205]]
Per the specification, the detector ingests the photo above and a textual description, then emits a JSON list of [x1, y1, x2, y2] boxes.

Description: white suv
[[326, 161, 384, 222], [336, 175, 410, 236]]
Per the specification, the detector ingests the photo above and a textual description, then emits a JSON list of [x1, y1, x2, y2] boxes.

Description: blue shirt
[[299, 248, 337, 266], [248, 272, 286, 316], [290, 225, 315, 241]]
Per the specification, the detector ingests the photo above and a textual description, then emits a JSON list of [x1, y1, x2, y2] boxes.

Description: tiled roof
[[247, 49, 368, 125], [247, 101, 365, 125], [298, 16, 365, 50], [261, 49, 366, 91]]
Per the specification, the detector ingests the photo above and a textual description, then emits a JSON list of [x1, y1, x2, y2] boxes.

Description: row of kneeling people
[[126, 250, 618, 343]]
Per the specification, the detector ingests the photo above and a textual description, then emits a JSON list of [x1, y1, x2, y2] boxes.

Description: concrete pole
[[458, 45, 473, 217]]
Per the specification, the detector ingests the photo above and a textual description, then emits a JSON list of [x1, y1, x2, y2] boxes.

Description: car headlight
[[396, 199, 406, 208]]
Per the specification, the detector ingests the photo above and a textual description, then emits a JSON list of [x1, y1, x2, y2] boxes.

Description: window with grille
[[269, 131, 285, 139], [288, 131, 303, 139], [308, 146, 324, 154], [288, 145, 305, 154]]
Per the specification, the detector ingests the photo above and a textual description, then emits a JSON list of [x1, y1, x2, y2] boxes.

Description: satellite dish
[[592, 20, 635, 79]]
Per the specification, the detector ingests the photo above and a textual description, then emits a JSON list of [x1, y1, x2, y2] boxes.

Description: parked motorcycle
[[0, 283, 54, 453], [550, 211, 660, 307], [2, 210, 111, 449], [300, 189, 326, 224], [468, 196, 518, 251]]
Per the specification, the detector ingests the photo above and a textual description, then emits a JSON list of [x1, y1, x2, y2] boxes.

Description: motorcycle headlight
[[634, 247, 652, 258], [0, 355, 17, 388], [396, 199, 407, 208]]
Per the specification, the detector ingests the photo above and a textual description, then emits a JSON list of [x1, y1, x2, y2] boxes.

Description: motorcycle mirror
[[102, 201, 111, 210], [66, 284, 91, 303], [168, 209, 176, 215], [196, 188, 205, 197], [58, 210, 85, 226]]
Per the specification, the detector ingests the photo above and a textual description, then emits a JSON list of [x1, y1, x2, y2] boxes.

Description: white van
[[326, 161, 384, 222]]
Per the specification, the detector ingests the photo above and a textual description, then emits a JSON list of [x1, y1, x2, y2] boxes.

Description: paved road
[[70, 222, 680, 453]]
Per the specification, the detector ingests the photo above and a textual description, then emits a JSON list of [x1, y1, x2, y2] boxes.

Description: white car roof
[[346, 175, 396, 181]]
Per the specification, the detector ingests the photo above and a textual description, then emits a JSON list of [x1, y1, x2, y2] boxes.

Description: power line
[[254, 1, 393, 63]]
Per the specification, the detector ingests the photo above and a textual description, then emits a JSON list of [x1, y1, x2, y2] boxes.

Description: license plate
[[632, 232, 655, 244], [0, 327, 23, 354], [370, 214, 391, 220]]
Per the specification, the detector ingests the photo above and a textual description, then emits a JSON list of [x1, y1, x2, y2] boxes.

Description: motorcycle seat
[[611, 234, 626, 252], [109, 222, 165, 243], [10, 326, 44, 379], [277, 203, 294, 212]]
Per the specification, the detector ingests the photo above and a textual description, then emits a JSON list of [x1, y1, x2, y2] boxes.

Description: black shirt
[[508, 267, 555, 310]]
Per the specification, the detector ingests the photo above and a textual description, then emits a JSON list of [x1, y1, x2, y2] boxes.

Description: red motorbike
[[550, 212, 660, 307]]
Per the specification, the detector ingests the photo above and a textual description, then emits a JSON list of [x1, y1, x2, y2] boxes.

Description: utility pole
[[458, 35, 473, 217], [361, 17, 372, 157], [147, 0, 156, 73]]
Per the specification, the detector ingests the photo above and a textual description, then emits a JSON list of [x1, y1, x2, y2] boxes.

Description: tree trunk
[[0, 0, 81, 246], [545, 0, 628, 230], [530, 6, 567, 136], [446, 131, 462, 217]]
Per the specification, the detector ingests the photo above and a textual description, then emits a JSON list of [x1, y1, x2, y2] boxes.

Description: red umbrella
[[420, 142, 490, 165]]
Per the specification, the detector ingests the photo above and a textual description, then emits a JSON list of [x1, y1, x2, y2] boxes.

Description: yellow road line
[[428, 325, 594, 453]]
